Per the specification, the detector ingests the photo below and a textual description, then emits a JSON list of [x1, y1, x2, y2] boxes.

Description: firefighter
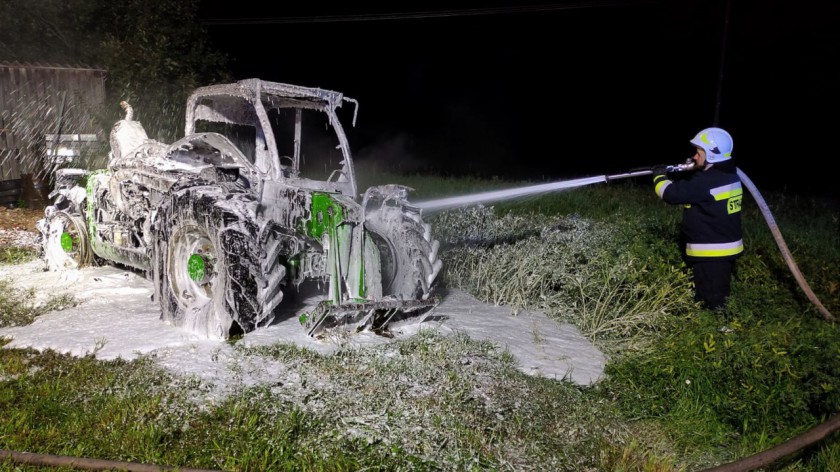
[[652, 127, 743, 312]]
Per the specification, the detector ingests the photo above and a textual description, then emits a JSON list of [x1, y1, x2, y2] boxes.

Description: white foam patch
[[1, 261, 605, 394]]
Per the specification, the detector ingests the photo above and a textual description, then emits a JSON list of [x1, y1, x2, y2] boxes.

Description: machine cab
[[184, 79, 358, 197]]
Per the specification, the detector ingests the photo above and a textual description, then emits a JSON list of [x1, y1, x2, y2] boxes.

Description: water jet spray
[[414, 160, 695, 212]]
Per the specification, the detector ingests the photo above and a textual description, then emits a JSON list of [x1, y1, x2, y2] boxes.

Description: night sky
[[198, 1, 839, 197]]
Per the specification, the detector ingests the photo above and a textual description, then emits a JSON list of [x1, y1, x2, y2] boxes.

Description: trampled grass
[[2, 169, 839, 471]]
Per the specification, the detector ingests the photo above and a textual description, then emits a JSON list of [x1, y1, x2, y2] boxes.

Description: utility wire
[[201, 1, 662, 25]]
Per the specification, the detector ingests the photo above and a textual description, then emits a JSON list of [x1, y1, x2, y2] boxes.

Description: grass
[[0, 246, 37, 265], [0, 333, 646, 471], [430, 202, 697, 353], [0, 278, 75, 328], [1, 168, 839, 471]]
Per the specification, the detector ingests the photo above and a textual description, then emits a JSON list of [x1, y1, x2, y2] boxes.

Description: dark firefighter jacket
[[653, 161, 744, 261]]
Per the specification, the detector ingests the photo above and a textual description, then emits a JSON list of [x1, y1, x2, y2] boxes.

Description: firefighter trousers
[[687, 259, 735, 311]]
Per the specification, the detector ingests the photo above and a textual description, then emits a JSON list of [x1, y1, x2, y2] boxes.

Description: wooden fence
[[0, 63, 107, 183]]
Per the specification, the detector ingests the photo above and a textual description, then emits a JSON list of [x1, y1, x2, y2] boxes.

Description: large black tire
[[365, 203, 442, 301], [152, 185, 285, 339]]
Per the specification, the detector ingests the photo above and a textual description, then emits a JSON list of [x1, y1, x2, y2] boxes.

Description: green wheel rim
[[60, 232, 73, 252], [188, 254, 206, 282]]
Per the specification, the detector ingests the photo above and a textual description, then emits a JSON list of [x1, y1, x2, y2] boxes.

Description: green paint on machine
[[303, 192, 352, 304], [305, 193, 344, 240]]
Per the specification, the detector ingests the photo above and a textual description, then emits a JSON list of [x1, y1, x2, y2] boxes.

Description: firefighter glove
[[651, 164, 669, 176]]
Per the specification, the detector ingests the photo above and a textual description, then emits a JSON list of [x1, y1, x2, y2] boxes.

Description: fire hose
[[735, 168, 834, 321], [0, 449, 220, 471]]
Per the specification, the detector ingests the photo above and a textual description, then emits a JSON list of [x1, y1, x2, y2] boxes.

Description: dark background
[[198, 0, 839, 197]]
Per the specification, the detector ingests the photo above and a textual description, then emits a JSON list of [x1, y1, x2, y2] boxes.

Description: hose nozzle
[[666, 158, 696, 173]]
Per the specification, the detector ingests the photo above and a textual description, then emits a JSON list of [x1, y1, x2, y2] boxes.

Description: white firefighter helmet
[[690, 127, 733, 163]]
